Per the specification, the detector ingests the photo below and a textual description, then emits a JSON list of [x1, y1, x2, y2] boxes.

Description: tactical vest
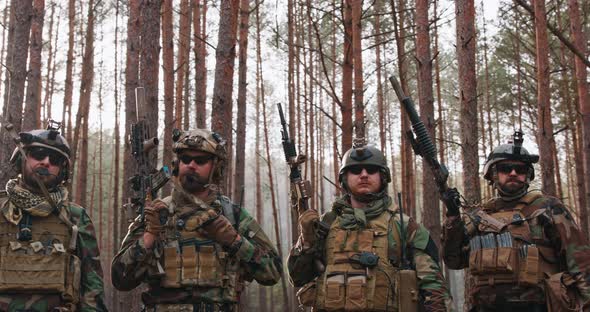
[[299, 208, 419, 312], [0, 196, 81, 309], [157, 195, 243, 305], [467, 191, 560, 303]]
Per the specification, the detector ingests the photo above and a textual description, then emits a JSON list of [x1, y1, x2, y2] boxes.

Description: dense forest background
[[0, 0, 588, 310]]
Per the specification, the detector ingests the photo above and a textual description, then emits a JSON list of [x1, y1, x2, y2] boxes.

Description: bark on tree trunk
[[569, 0, 590, 237], [416, 0, 440, 245], [233, 0, 250, 200], [0, 0, 32, 187], [62, 0, 75, 142], [455, 0, 481, 203], [533, 0, 557, 196], [341, 0, 353, 152], [162, 0, 174, 197], [23, 0, 44, 131], [211, 0, 239, 192], [351, 0, 364, 139], [194, 0, 207, 128], [72, 0, 95, 207], [175, 0, 190, 129]]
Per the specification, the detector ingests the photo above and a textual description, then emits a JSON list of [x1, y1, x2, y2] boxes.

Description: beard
[[180, 172, 209, 193], [498, 179, 526, 195], [23, 168, 61, 192]]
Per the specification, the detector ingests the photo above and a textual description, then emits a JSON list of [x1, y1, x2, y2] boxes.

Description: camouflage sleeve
[[411, 223, 454, 312], [111, 218, 160, 291], [74, 207, 108, 312], [543, 198, 590, 304], [441, 215, 469, 270], [236, 207, 282, 285]]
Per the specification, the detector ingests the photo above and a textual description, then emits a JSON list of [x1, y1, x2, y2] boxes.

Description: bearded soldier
[[441, 131, 590, 311], [288, 141, 453, 311], [0, 124, 106, 311], [112, 129, 282, 311]]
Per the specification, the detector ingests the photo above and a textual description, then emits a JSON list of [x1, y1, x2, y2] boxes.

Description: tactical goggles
[[347, 165, 380, 175], [178, 154, 213, 165], [495, 163, 529, 175], [26, 147, 67, 166]]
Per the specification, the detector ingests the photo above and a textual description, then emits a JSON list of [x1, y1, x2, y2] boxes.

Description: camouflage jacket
[[111, 189, 282, 305], [0, 194, 107, 312], [442, 191, 590, 309], [288, 196, 453, 311]]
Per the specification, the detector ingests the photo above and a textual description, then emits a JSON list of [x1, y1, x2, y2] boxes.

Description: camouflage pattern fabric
[[288, 195, 453, 311], [111, 189, 282, 306], [0, 199, 107, 312], [442, 191, 590, 311]]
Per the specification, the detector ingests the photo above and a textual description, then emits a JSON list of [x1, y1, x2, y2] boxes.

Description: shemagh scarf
[[2, 178, 67, 225], [333, 195, 391, 230]]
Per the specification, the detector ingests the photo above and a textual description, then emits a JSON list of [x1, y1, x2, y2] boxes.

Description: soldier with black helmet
[[112, 128, 282, 311], [288, 139, 453, 311], [441, 131, 590, 311], [0, 122, 106, 311]]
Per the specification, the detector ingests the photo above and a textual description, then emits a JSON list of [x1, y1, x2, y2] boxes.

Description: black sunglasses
[[178, 154, 213, 165], [27, 147, 66, 166], [347, 165, 380, 175], [496, 163, 529, 175]]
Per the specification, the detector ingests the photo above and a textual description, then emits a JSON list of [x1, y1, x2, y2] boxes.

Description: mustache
[[34, 168, 57, 177]]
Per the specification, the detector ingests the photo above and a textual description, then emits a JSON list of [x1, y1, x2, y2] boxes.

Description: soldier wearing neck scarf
[[0, 125, 106, 311], [288, 140, 453, 311], [442, 132, 590, 311]]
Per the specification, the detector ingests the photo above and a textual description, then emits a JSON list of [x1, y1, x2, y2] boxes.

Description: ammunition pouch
[[544, 272, 582, 312]]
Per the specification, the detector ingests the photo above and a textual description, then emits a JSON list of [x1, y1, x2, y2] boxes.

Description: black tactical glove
[[442, 187, 461, 217]]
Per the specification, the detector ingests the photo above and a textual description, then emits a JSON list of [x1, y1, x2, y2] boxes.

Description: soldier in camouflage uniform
[[0, 125, 107, 312], [288, 142, 453, 311], [441, 132, 590, 311], [111, 128, 282, 311]]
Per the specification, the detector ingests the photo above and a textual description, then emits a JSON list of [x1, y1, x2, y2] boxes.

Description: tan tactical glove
[[144, 200, 169, 235], [298, 209, 320, 250], [201, 213, 239, 248]]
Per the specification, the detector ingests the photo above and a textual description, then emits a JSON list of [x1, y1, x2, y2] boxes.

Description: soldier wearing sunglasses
[[112, 128, 282, 311], [441, 133, 590, 311], [0, 125, 106, 311], [288, 140, 452, 311]]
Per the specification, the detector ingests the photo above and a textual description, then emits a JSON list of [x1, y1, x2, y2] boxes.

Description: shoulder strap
[[389, 210, 402, 266], [218, 195, 238, 227]]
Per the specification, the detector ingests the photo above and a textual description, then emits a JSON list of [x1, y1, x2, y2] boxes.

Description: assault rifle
[[125, 87, 171, 223], [278, 103, 329, 272], [389, 76, 462, 216]]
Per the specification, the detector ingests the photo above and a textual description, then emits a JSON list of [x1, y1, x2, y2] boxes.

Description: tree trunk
[[533, 0, 557, 196], [120, 0, 141, 307], [72, 0, 95, 207], [194, 0, 207, 128], [233, 0, 250, 200], [42, 2, 56, 124], [23, 0, 44, 131], [175, 0, 190, 128], [62, 0, 75, 142], [351, 0, 364, 139], [140, 0, 161, 165], [0, 0, 32, 187], [374, 0, 385, 152], [211, 0, 239, 192], [341, 0, 353, 152], [415, 0, 440, 244], [455, 0, 481, 203], [162, 0, 174, 196], [569, 0, 590, 237]]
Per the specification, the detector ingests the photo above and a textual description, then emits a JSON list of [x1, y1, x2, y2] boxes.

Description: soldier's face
[[177, 150, 214, 193], [22, 147, 64, 190], [345, 165, 382, 196], [496, 160, 527, 193]]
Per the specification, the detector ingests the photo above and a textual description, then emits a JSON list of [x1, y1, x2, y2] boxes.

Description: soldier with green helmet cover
[[0, 122, 106, 311], [288, 139, 453, 311], [112, 128, 282, 311], [441, 131, 590, 311]]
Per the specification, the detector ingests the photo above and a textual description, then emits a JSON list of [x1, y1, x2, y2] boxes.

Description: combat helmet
[[483, 130, 539, 182], [338, 139, 391, 193], [9, 121, 71, 183], [171, 128, 227, 184]]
